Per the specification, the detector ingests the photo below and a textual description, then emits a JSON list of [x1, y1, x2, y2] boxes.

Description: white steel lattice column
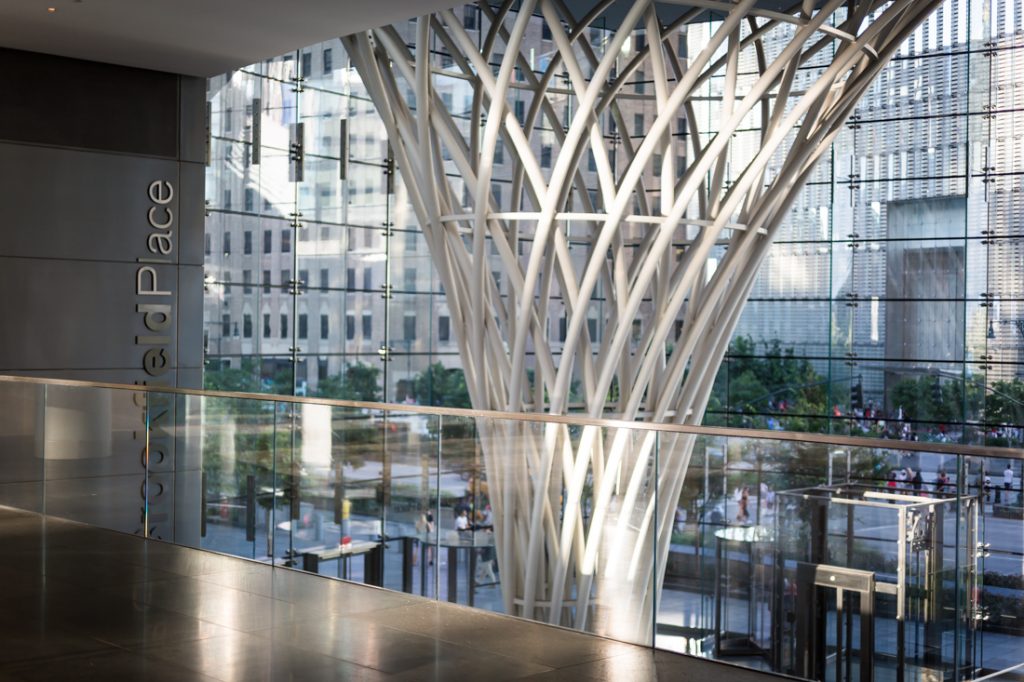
[[342, 0, 942, 641]]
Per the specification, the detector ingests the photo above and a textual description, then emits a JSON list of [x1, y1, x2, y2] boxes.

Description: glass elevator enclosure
[[773, 485, 979, 682]]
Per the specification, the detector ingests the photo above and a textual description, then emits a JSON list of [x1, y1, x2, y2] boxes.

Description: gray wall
[[0, 48, 206, 541], [0, 47, 205, 386], [885, 196, 967, 372]]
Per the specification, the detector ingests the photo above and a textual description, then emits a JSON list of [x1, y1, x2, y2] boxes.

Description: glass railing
[[0, 374, 1021, 682]]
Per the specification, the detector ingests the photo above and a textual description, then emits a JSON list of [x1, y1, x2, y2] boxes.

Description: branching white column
[[342, 0, 942, 641]]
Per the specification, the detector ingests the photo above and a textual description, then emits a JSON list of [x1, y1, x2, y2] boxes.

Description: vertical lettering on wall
[[134, 180, 176, 539]]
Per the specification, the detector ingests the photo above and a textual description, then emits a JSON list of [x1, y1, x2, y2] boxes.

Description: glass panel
[[187, 393, 275, 560], [0, 381, 45, 512], [381, 411, 441, 598], [42, 384, 148, 535], [973, 452, 1024, 677]]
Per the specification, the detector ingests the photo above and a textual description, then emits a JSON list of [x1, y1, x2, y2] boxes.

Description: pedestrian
[[455, 508, 470, 532], [415, 509, 435, 566], [1004, 464, 1015, 503], [935, 470, 948, 494], [480, 504, 494, 529], [736, 486, 750, 524], [476, 529, 497, 583], [911, 468, 923, 493]]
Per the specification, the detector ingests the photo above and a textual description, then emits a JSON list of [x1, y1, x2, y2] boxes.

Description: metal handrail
[[2, 373, 1022, 461]]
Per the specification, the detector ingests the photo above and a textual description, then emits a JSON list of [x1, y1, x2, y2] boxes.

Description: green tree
[[413, 363, 471, 408], [204, 357, 262, 393], [707, 336, 829, 432], [315, 363, 382, 402], [987, 379, 1024, 427]]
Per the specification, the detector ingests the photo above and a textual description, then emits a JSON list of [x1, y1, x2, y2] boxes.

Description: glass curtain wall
[[204, 30, 456, 405], [204, 0, 1024, 446]]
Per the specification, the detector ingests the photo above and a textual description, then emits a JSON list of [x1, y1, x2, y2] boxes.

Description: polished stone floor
[[0, 507, 786, 681]]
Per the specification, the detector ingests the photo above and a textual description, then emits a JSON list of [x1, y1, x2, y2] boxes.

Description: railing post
[[200, 471, 207, 538], [246, 474, 256, 542], [402, 536, 415, 593]]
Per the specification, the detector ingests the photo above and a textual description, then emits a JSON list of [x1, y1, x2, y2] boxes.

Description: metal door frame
[[795, 562, 876, 682]]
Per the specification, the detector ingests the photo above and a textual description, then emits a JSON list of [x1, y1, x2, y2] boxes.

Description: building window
[[363, 268, 373, 290], [243, 314, 253, 338], [463, 5, 478, 30], [244, 230, 252, 254], [221, 314, 230, 337], [262, 270, 271, 294], [439, 315, 450, 342], [223, 231, 232, 255], [281, 229, 291, 253], [494, 139, 504, 164], [263, 230, 272, 253], [301, 51, 312, 77], [298, 314, 308, 339], [223, 272, 232, 294], [362, 311, 372, 339], [559, 316, 567, 341], [542, 23, 552, 41], [403, 312, 416, 340], [223, 189, 232, 210], [323, 47, 333, 74], [346, 267, 356, 289], [404, 267, 416, 291], [346, 313, 355, 340], [244, 188, 254, 212], [588, 318, 598, 341], [541, 145, 552, 168], [281, 270, 290, 286], [204, 234, 211, 256], [320, 314, 329, 339], [263, 314, 271, 338], [280, 314, 288, 338], [514, 100, 525, 124], [634, 72, 646, 95], [318, 358, 328, 382], [298, 269, 308, 292], [320, 268, 329, 292], [633, 113, 644, 137], [243, 270, 252, 293]]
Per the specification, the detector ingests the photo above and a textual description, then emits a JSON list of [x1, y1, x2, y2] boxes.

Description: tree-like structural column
[[342, 0, 942, 642]]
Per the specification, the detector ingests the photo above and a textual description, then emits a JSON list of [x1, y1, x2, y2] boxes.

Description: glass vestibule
[[773, 485, 978, 682]]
